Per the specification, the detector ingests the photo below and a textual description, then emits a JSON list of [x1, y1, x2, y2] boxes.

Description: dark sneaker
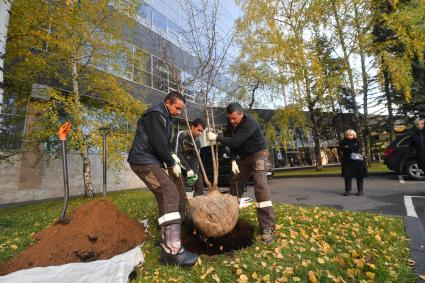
[[261, 228, 274, 244], [343, 192, 350, 196], [159, 248, 198, 267], [357, 191, 364, 196]]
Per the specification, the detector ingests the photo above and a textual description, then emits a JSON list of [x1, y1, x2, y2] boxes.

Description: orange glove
[[58, 122, 71, 141]]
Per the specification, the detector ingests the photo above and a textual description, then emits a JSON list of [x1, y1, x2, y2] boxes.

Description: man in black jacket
[[409, 118, 425, 172], [173, 118, 205, 197], [207, 103, 276, 244], [128, 91, 198, 266]]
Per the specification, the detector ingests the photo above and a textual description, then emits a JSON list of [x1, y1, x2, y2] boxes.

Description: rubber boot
[[159, 223, 198, 267]]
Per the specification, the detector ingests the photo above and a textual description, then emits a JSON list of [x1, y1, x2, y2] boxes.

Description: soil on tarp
[[0, 199, 145, 276], [181, 218, 255, 256]]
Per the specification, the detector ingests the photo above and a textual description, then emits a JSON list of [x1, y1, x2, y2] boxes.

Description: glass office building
[[93, 0, 240, 106]]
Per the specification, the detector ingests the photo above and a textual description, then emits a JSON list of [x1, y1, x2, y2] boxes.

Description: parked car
[[200, 145, 273, 187], [383, 132, 425, 179]]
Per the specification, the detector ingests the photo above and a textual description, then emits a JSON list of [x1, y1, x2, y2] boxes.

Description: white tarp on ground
[[0, 246, 144, 283]]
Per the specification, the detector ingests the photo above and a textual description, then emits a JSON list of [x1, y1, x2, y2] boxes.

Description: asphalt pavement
[[245, 175, 425, 218]]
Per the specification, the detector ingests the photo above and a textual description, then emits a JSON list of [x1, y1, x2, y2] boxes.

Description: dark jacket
[[338, 138, 368, 178], [218, 114, 267, 159], [409, 128, 425, 170], [127, 103, 175, 167], [173, 130, 201, 171]]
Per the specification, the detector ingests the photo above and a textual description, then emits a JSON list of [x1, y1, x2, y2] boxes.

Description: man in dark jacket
[[207, 103, 276, 244], [409, 118, 425, 171], [128, 91, 198, 266], [173, 118, 205, 197]]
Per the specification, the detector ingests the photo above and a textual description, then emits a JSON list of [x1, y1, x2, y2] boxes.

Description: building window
[[134, 68, 152, 87], [138, 2, 153, 24], [152, 8, 167, 32]]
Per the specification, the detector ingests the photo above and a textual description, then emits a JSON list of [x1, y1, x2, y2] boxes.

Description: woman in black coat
[[409, 118, 425, 171], [339, 129, 368, 196]]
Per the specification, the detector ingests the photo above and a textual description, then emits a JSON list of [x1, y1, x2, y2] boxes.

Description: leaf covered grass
[[0, 190, 416, 282]]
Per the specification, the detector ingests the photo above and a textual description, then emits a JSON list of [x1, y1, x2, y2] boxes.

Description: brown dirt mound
[[181, 219, 254, 255], [0, 199, 145, 276]]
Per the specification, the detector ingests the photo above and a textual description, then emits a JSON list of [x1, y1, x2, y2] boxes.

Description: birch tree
[[5, 0, 145, 196]]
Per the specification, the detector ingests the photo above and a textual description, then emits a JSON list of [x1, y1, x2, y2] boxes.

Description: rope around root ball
[[188, 190, 239, 237]]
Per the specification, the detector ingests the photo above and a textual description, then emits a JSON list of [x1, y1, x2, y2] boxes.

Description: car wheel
[[403, 159, 425, 180]]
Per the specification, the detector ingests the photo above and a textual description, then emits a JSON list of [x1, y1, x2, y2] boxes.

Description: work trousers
[[130, 163, 181, 227], [230, 150, 276, 231]]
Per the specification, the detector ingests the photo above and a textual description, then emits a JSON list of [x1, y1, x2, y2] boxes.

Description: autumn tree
[[235, 0, 345, 170], [372, 0, 425, 134], [4, 0, 146, 196]]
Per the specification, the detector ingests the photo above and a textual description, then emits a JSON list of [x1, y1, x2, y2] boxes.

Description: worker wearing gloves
[[173, 118, 206, 198], [207, 102, 276, 244], [128, 91, 198, 266]]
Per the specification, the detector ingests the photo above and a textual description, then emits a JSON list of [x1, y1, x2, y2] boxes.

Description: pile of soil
[[0, 199, 145, 276], [181, 219, 254, 255]]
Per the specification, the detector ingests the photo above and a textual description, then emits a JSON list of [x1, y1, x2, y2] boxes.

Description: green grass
[[0, 190, 416, 282], [274, 162, 391, 177]]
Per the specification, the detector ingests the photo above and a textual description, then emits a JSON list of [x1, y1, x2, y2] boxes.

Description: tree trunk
[[331, 1, 362, 138], [72, 58, 94, 197], [0, 0, 13, 111], [82, 151, 94, 197], [305, 75, 322, 171], [383, 68, 396, 141], [353, 2, 371, 164], [312, 122, 322, 171]]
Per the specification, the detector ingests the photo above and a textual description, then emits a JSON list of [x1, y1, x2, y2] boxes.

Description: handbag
[[350, 152, 364, 161]]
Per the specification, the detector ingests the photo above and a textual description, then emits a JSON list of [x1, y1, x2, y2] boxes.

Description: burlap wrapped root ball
[[188, 190, 239, 237]]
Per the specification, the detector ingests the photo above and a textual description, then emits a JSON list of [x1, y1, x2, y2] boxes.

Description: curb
[[404, 216, 425, 281], [272, 172, 397, 179]]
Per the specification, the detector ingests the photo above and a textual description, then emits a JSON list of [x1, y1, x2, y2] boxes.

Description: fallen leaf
[[354, 258, 365, 268], [237, 274, 248, 283], [200, 267, 215, 280], [252, 271, 258, 279], [10, 244, 17, 250], [317, 258, 325, 264], [308, 271, 318, 283], [290, 230, 298, 238], [366, 272, 375, 280], [322, 242, 331, 253], [212, 273, 220, 282], [419, 275, 425, 280], [335, 257, 346, 266], [275, 252, 284, 259], [293, 277, 301, 282]]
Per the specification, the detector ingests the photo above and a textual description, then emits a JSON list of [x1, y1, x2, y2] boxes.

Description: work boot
[[357, 191, 364, 196], [261, 228, 274, 244], [159, 223, 198, 267], [343, 191, 350, 196], [160, 248, 198, 266]]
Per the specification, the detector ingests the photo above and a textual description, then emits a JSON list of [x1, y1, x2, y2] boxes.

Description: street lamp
[[99, 126, 110, 197]]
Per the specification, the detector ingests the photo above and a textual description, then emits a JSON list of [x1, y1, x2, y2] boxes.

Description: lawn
[[274, 162, 391, 177], [0, 190, 416, 282]]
